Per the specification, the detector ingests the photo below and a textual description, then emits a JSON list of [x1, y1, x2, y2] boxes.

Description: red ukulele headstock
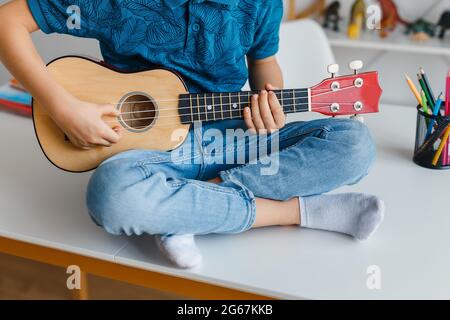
[[310, 62, 382, 117]]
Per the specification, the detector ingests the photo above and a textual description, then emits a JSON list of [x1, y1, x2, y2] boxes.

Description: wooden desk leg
[[72, 271, 89, 300]]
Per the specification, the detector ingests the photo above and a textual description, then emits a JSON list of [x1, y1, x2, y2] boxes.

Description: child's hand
[[54, 99, 121, 150], [244, 83, 286, 134]]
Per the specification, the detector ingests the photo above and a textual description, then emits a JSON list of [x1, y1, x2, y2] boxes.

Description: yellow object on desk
[[432, 125, 450, 166], [405, 74, 422, 105]]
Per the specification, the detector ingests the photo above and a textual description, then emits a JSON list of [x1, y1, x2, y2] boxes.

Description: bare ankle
[[278, 198, 300, 226], [289, 198, 301, 225], [209, 177, 222, 184]]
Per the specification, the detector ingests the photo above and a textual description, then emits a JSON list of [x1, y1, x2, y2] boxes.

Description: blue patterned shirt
[[27, 0, 283, 93]]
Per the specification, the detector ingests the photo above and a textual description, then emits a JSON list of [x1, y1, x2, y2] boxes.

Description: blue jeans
[[86, 118, 376, 236]]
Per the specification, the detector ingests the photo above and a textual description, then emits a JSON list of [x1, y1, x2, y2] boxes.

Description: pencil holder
[[413, 103, 450, 170]]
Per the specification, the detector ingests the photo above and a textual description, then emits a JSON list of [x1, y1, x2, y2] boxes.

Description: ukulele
[[32, 56, 382, 172]]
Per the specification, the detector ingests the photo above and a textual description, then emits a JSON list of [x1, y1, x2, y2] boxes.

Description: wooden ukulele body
[[33, 56, 190, 172]]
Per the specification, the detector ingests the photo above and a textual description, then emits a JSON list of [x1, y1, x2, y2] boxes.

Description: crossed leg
[[86, 118, 384, 268]]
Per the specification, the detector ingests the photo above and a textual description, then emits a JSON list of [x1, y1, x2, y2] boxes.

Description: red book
[[0, 82, 32, 117], [0, 99, 32, 117]]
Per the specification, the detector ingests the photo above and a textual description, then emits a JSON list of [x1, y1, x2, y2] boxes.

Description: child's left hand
[[244, 83, 286, 134]]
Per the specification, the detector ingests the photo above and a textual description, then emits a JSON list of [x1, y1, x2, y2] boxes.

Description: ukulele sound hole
[[118, 93, 157, 132]]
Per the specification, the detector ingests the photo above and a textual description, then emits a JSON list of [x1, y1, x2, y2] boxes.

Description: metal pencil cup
[[413, 103, 450, 170]]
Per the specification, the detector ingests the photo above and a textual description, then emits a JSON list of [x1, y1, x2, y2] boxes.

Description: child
[[0, 0, 384, 268]]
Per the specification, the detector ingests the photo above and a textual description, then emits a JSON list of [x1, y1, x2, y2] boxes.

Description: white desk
[[0, 105, 449, 299]]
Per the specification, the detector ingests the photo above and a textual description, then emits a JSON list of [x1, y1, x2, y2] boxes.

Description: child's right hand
[[53, 99, 121, 150]]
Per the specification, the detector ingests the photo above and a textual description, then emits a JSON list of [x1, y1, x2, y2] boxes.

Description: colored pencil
[[405, 74, 422, 106], [432, 125, 450, 166], [421, 90, 430, 114], [420, 67, 436, 106], [426, 93, 443, 138], [446, 70, 450, 115], [444, 71, 450, 165], [418, 74, 433, 110]]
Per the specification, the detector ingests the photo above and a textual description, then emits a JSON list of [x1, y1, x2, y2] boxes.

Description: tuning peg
[[349, 60, 363, 75], [350, 114, 365, 123], [327, 64, 340, 78]]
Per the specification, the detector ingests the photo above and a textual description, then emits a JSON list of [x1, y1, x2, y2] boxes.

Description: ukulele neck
[[178, 89, 310, 124]]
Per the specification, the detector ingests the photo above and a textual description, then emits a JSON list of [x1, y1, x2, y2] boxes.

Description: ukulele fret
[[190, 93, 199, 122], [221, 93, 230, 121], [247, 91, 251, 116], [229, 93, 238, 120], [227, 93, 230, 117], [203, 93, 208, 122], [281, 89, 294, 114], [292, 89, 296, 113], [275, 91, 282, 110], [205, 93, 214, 122], [189, 95, 194, 123], [238, 92, 241, 117], [213, 93, 221, 121], [211, 93, 215, 121], [230, 92, 241, 119], [280, 90, 285, 110], [198, 94, 206, 122], [293, 89, 309, 113], [197, 94, 202, 122], [216, 93, 222, 121], [181, 87, 326, 123]]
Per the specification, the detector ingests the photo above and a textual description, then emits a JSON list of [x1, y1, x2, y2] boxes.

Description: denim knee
[[86, 159, 141, 235], [334, 119, 376, 181]]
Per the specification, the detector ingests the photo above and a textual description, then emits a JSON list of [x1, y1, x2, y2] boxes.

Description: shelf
[[325, 27, 450, 56]]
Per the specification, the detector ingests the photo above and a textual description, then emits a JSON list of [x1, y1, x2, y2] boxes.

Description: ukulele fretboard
[[178, 89, 309, 124]]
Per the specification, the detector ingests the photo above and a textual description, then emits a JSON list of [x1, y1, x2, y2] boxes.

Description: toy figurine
[[405, 19, 436, 42], [378, 0, 408, 38], [323, 1, 341, 32], [437, 10, 450, 40], [347, 0, 366, 39], [292, 0, 326, 20]]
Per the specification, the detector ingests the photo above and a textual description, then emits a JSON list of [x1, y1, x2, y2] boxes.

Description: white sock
[[155, 234, 202, 269], [299, 193, 385, 241]]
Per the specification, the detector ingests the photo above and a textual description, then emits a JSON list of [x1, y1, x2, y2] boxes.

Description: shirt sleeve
[[26, 0, 105, 37], [247, 0, 284, 60]]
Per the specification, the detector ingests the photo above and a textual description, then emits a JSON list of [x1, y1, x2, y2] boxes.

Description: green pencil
[[418, 74, 433, 110], [420, 67, 436, 106], [421, 90, 430, 114]]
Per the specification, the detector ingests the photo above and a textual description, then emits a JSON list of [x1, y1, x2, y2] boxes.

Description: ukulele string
[[109, 86, 348, 106], [83, 101, 370, 139], [36, 101, 362, 127], [113, 106, 357, 138], [38, 84, 367, 140], [102, 102, 359, 124], [116, 101, 356, 117], [103, 102, 366, 138], [114, 85, 358, 117], [37, 102, 364, 123]]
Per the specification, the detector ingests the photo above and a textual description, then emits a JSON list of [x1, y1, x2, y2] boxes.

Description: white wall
[[285, 0, 450, 106], [0, 0, 101, 85]]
